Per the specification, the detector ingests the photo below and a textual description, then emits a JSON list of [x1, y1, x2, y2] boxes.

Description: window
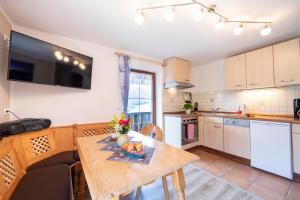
[[128, 70, 156, 131]]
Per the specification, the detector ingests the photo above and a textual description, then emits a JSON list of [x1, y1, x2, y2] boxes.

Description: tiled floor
[[189, 148, 300, 200]]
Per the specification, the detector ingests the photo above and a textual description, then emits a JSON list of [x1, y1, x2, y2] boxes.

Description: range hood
[[164, 81, 195, 89], [163, 57, 194, 90]]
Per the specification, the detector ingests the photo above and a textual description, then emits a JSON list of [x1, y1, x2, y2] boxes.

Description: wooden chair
[[135, 124, 170, 200]]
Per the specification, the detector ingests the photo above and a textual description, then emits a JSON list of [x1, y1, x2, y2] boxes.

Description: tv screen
[[8, 31, 93, 89]]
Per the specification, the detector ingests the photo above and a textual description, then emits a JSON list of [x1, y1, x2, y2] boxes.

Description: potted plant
[[110, 113, 132, 146], [183, 103, 193, 114]]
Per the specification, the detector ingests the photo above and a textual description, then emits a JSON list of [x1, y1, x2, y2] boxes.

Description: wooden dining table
[[76, 131, 199, 200]]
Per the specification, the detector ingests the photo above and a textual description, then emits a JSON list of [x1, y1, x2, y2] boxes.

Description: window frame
[[129, 69, 156, 125]]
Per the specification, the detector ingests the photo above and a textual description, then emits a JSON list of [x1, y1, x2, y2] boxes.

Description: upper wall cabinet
[[224, 54, 246, 90], [246, 46, 274, 89], [163, 57, 190, 83], [273, 38, 300, 87]]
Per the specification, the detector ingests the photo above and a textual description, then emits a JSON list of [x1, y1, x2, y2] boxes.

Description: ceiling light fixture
[[134, 10, 144, 25], [135, 1, 272, 36], [233, 24, 243, 35], [215, 18, 225, 31], [54, 50, 62, 58], [165, 7, 175, 22], [73, 60, 79, 66], [193, 7, 204, 22], [260, 24, 272, 36]]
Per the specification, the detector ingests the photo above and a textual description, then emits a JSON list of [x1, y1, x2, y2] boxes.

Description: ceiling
[[1, 0, 300, 66]]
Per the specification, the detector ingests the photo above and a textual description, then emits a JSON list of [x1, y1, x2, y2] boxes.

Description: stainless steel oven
[[181, 117, 199, 149]]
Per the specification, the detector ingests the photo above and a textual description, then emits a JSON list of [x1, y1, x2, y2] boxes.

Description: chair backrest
[[73, 122, 114, 146], [19, 126, 74, 167], [140, 124, 164, 142], [0, 141, 22, 200]]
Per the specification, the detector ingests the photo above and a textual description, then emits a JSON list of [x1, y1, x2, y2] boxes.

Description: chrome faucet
[[212, 107, 220, 113]]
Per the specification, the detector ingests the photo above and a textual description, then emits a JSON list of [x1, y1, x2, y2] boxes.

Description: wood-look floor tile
[[221, 164, 261, 189], [286, 182, 300, 200], [247, 172, 292, 200]]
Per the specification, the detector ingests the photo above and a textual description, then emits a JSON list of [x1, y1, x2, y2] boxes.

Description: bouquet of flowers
[[110, 113, 132, 135]]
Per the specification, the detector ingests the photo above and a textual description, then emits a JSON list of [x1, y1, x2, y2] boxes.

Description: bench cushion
[[10, 164, 71, 200], [27, 151, 79, 171]]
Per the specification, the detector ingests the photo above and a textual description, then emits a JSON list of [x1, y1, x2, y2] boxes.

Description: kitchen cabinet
[[203, 117, 224, 151], [246, 46, 274, 89], [224, 118, 250, 159], [274, 38, 300, 87], [224, 54, 247, 90], [292, 124, 300, 174], [163, 57, 190, 83], [198, 116, 204, 145]]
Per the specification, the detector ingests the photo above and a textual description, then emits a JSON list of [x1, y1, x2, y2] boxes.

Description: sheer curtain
[[119, 55, 130, 115]]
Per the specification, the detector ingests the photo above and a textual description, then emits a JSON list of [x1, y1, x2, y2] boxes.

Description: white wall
[[188, 60, 224, 92], [0, 10, 11, 123], [10, 25, 163, 127]]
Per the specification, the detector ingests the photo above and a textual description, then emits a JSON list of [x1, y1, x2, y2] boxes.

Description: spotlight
[[165, 7, 175, 22], [73, 60, 79, 66], [134, 11, 144, 25], [63, 56, 70, 63], [193, 8, 204, 22], [215, 19, 225, 31], [260, 24, 271, 36], [233, 24, 243, 35], [56, 54, 63, 60]]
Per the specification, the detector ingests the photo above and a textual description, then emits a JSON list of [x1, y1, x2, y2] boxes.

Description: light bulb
[[260, 25, 271, 36], [215, 19, 225, 31], [54, 50, 62, 58], [63, 56, 70, 63], [233, 24, 243, 35], [134, 11, 144, 25], [165, 7, 175, 22], [73, 60, 79, 66], [56, 54, 63, 60], [193, 8, 204, 22]]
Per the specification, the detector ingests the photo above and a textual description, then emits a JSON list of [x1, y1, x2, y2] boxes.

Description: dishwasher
[[250, 120, 293, 179], [224, 118, 250, 159]]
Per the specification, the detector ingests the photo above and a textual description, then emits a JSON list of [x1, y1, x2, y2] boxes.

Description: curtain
[[119, 55, 130, 115]]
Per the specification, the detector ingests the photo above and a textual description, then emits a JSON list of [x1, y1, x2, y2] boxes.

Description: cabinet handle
[[280, 79, 294, 83], [185, 79, 190, 82], [235, 84, 242, 87], [249, 83, 259, 86], [213, 125, 222, 128]]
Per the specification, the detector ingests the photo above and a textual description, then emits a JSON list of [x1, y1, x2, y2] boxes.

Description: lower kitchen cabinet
[[224, 119, 250, 159], [198, 116, 204, 145], [292, 124, 300, 174], [203, 117, 224, 151]]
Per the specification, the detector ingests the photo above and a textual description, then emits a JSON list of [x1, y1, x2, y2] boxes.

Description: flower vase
[[117, 134, 128, 146]]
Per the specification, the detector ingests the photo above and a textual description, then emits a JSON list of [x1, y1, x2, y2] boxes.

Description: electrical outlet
[[3, 108, 10, 115]]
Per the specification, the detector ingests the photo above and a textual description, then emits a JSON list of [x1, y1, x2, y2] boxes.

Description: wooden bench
[[0, 122, 114, 200]]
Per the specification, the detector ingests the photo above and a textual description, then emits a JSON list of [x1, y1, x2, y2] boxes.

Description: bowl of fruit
[[122, 142, 145, 159]]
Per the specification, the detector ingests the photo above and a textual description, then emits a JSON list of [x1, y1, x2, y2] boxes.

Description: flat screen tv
[[8, 31, 93, 89]]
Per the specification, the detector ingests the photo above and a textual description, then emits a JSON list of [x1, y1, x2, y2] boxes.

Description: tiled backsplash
[[163, 86, 300, 115]]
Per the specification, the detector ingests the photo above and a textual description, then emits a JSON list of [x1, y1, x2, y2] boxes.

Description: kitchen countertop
[[164, 111, 300, 124]]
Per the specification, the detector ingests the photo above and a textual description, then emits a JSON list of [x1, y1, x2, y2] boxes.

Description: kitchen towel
[[187, 124, 195, 140]]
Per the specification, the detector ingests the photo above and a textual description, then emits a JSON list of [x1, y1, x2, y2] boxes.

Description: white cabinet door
[[274, 38, 300, 87], [164, 57, 190, 83], [292, 124, 300, 174], [198, 116, 204, 145], [224, 126, 250, 159], [246, 46, 274, 89], [203, 122, 224, 151], [224, 54, 247, 90]]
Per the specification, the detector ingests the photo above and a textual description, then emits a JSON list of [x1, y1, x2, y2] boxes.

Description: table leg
[[171, 168, 186, 200]]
